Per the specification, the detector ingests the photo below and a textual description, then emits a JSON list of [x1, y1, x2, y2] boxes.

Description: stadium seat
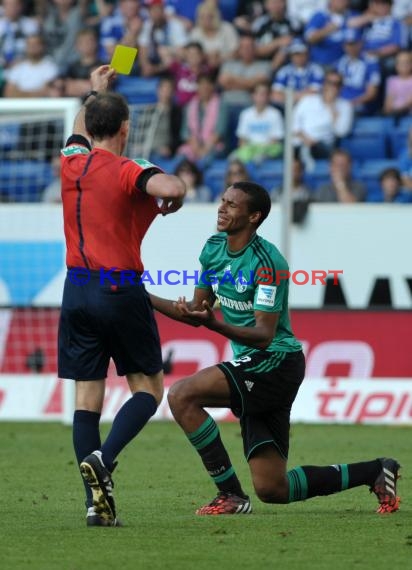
[[0, 123, 20, 152], [358, 159, 399, 178], [340, 117, 393, 160], [219, 0, 239, 22], [152, 156, 182, 174], [388, 117, 412, 158], [203, 159, 228, 199], [340, 134, 387, 160], [0, 160, 53, 202], [253, 160, 284, 192], [352, 116, 393, 135], [115, 76, 159, 105], [303, 160, 330, 191]]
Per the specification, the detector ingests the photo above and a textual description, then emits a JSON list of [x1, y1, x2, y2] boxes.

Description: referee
[[58, 65, 186, 526]]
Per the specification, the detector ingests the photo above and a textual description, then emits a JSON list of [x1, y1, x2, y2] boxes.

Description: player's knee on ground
[[253, 480, 289, 504]]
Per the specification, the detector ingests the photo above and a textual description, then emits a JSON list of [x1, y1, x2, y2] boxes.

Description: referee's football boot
[[86, 506, 122, 527], [80, 450, 117, 524], [370, 458, 401, 514], [196, 492, 252, 515]]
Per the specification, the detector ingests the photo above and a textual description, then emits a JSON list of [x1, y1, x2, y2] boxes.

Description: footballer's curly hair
[[85, 93, 129, 140], [232, 181, 271, 227]]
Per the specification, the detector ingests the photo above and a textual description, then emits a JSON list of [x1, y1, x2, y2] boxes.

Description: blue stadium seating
[[388, 117, 412, 158], [303, 160, 330, 191], [219, 0, 239, 22], [340, 133, 387, 160], [358, 159, 398, 177], [203, 159, 228, 199], [253, 160, 284, 192], [0, 123, 20, 151], [0, 160, 53, 202], [352, 116, 393, 135], [340, 117, 393, 160], [114, 76, 159, 105]]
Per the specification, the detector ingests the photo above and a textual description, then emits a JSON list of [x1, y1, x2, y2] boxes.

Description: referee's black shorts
[[58, 270, 163, 380], [218, 350, 305, 461]]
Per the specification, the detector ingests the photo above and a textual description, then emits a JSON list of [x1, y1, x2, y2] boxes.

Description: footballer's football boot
[[196, 492, 252, 515], [86, 506, 122, 527], [81, 451, 117, 523], [370, 457, 401, 514]]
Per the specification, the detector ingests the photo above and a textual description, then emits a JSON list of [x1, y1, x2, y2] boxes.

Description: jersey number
[[230, 356, 252, 367]]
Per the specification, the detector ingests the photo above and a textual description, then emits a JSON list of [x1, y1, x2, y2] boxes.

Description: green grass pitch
[[0, 422, 410, 570]]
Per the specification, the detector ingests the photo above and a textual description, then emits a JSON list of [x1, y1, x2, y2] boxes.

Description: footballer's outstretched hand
[[175, 297, 216, 327]]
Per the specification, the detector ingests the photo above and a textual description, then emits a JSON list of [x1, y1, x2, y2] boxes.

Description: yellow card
[[110, 45, 138, 75]]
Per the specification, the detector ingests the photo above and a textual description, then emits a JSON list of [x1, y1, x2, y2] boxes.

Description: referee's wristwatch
[[83, 90, 98, 103]]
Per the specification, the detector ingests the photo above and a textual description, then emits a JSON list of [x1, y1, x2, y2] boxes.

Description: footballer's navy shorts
[[58, 270, 163, 380], [218, 350, 305, 461]]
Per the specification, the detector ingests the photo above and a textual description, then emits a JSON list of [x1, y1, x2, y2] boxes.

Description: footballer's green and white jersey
[[196, 232, 302, 358]]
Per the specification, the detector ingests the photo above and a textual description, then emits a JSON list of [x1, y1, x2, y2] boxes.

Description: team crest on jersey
[[235, 276, 248, 293]]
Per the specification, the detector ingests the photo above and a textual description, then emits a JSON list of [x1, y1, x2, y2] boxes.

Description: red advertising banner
[[0, 309, 411, 377]]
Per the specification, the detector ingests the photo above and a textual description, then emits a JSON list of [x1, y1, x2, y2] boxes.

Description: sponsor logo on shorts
[[244, 380, 254, 392]]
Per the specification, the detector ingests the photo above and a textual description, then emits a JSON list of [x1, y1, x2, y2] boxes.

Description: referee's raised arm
[[72, 65, 117, 141]]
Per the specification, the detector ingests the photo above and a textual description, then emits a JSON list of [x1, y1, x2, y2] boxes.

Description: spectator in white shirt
[[4, 33, 60, 97], [293, 70, 353, 162], [233, 81, 284, 163]]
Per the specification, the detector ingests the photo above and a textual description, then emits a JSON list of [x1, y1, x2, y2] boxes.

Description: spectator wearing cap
[[272, 39, 324, 106], [335, 27, 381, 114], [305, 0, 356, 67], [139, 0, 188, 77], [218, 33, 272, 107], [349, 0, 408, 74], [292, 70, 353, 162]]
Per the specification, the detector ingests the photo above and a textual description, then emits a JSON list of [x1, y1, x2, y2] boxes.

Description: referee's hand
[[90, 65, 117, 93], [159, 197, 184, 216]]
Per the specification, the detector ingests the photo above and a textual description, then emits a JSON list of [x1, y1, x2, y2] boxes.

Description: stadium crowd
[[1, 0, 412, 204]]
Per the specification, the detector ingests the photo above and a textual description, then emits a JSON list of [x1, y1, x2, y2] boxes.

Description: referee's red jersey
[[61, 142, 161, 272]]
